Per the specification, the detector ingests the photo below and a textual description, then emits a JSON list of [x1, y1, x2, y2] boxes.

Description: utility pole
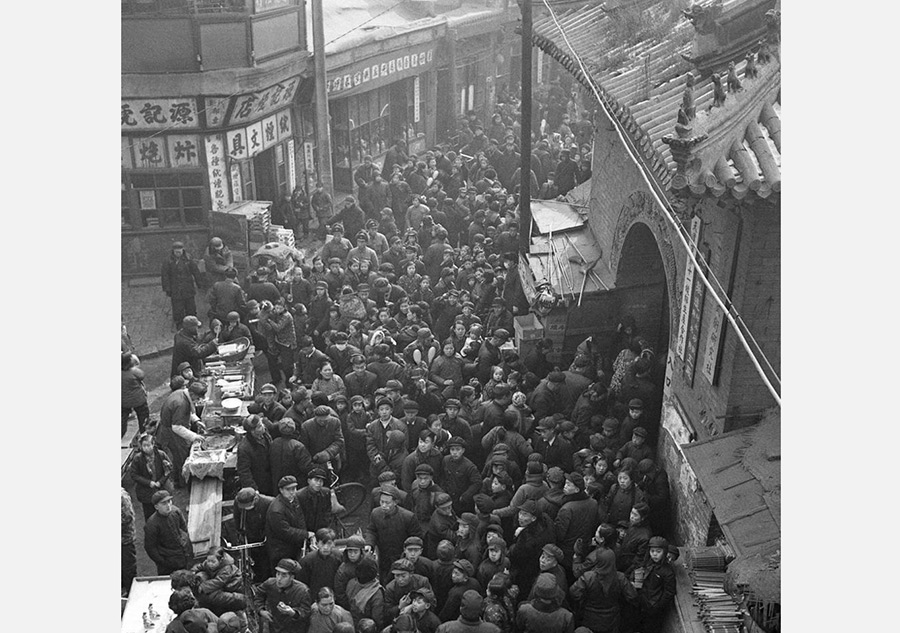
[[518, 0, 532, 252], [312, 0, 334, 199]]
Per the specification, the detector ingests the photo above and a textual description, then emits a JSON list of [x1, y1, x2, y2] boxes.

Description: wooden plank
[[187, 476, 223, 557]]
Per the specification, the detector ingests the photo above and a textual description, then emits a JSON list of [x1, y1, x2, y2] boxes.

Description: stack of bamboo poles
[[688, 547, 744, 632]]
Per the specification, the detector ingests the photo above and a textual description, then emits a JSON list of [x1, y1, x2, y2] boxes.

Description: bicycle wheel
[[333, 482, 368, 516]]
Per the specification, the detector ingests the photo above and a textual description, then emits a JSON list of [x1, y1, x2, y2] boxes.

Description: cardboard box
[[514, 313, 544, 342]]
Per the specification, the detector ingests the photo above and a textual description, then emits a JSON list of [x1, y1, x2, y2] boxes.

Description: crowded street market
[[121, 2, 782, 633]]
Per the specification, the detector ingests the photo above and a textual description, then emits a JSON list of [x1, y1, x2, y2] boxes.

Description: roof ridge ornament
[[711, 73, 727, 109], [744, 52, 758, 79], [726, 61, 743, 93], [663, 72, 708, 179]]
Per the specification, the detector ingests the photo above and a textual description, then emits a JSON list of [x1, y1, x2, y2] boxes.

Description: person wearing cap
[[617, 397, 646, 445], [637, 536, 675, 633], [396, 586, 440, 633], [424, 492, 459, 561], [219, 310, 252, 344], [454, 512, 482, 569], [285, 385, 314, 427], [310, 180, 334, 238], [532, 416, 575, 473], [383, 558, 433, 621], [401, 428, 444, 492], [203, 236, 235, 286], [324, 331, 360, 378], [348, 230, 380, 271], [299, 403, 346, 472], [484, 296, 514, 338], [441, 436, 482, 516], [237, 414, 274, 495], [321, 257, 348, 300], [265, 475, 309, 566], [171, 314, 219, 378], [372, 275, 409, 312], [401, 535, 434, 582], [333, 534, 373, 608], [516, 572, 575, 633], [294, 336, 330, 388], [366, 397, 408, 479], [254, 558, 313, 633], [507, 498, 556, 598], [536, 466, 568, 521], [600, 465, 646, 527], [437, 559, 482, 623], [472, 328, 509, 384], [345, 352, 378, 399], [296, 467, 340, 534], [435, 589, 496, 633], [259, 299, 297, 387], [207, 264, 247, 326], [526, 369, 565, 423], [217, 611, 249, 633], [162, 240, 203, 328], [405, 464, 447, 531], [144, 489, 193, 575], [246, 265, 283, 305], [365, 483, 423, 583], [326, 196, 366, 249], [354, 153, 378, 209], [222, 487, 274, 582], [341, 393, 371, 481], [614, 426, 654, 469], [370, 470, 409, 510], [157, 378, 208, 487]]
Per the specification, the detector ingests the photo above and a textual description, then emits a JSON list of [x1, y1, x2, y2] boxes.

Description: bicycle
[[326, 461, 368, 540]]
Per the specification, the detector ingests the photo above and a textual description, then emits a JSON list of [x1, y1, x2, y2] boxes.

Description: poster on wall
[[204, 134, 229, 211], [230, 163, 243, 203], [701, 305, 724, 385]]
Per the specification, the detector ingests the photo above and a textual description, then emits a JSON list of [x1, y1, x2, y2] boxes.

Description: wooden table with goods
[[121, 576, 175, 633]]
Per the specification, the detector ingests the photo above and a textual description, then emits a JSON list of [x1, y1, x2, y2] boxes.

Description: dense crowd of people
[[122, 85, 676, 633]]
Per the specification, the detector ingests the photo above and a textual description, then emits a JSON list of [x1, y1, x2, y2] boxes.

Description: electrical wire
[[325, 0, 408, 47], [538, 0, 781, 405]]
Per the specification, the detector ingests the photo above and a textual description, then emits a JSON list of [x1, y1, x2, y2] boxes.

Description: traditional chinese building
[[312, 0, 518, 192], [121, 0, 313, 276], [526, 0, 781, 576]]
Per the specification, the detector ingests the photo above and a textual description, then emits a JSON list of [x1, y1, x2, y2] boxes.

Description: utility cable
[[539, 0, 781, 405]]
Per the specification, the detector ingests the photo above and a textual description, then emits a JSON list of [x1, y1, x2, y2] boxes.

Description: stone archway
[[609, 190, 680, 340]]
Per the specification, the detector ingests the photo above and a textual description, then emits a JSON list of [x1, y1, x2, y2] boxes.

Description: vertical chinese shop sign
[[205, 135, 228, 211]]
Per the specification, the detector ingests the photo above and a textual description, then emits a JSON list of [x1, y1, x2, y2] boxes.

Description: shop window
[[127, 171, 206, 229]]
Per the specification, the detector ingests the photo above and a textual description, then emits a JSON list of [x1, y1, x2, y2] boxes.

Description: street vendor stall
[[121, 576, 174, 633]]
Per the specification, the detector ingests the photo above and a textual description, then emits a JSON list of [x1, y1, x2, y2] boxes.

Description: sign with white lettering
[[414, 76, 421, 123], [205, 134, 228, 211], [701, 304, 724, 385], [122, 98, 199, 131], [276, 110, 293, 142], [230, 163, 243, 202], [261, 114, 279, 151], [205, 97, 230, 127], [286, 138, 297, 190], [676, 215, 702, 359], [327, 47, 435, 98], [303, 141, 315, 172], [228, 128, 248, 161], [247, 121, 264, 158]]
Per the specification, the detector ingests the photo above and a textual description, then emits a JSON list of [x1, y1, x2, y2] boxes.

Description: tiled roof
[[532, 0, 781, 200]]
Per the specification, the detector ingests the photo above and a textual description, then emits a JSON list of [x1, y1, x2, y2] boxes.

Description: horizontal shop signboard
[[327, 46, 435, 98]]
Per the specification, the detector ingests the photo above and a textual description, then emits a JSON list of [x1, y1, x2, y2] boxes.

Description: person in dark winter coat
[[554, 473, 599, 580], [402, 429, 446, 492], [638, 537, 676, 633], [333, 535, 374, 608], [440, 437, 482, 515], [265, 476, 309, 567], [298, 528, 344, 597], [346, 557, 386, 629], [171, 315, 218, 378], [162, 241, 203, 327], [637, 459, 671, 537], [296, 468, 337, 534], [254, 558, 313, 633], [507, 500, 556, 598], [568, 548, 638, 633], [516, 573, 575, 633], [269, 418, 314, 492], [383, 558, 434, 622], [554, 150, 579, 196], [617, 502, 652, 576], [208, 268, 246, 324], [156, 381, 206, 487], [129, 432, 175, 520], [438, 559, 482, 623], [237, 415, 274, 496], [301, 406, 347, 473], [144, 490, 193, 575], [365, 488, 424, 582], [224, 487, 274, 582], [435, 590, 500, 633], [192, 546, 246, 614]]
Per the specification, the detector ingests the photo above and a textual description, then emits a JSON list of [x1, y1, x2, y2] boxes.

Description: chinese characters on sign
[[230, 163, 243, 203], [414, 76, 421, 123], [326, 49, 434, 96], [701, 303, 724, 385], [675, 215, 703, 359], [205, 135, 229, 211], [167, 135, 201, 168], [122, 98, 199, 131], [228, 79, 299, 126], [205, 97, 230, 127], [286, 139, 296, 191], [683, 248, 709, 386], [226, 108, 292, 160]]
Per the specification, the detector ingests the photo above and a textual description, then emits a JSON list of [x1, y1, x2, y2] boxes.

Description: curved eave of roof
[[533, 0, 781, 202]]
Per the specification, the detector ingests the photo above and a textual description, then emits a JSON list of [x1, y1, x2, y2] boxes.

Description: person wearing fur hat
[[507, 499, 556, 598], [555, 472, 600, 582], [334, 534, 374, 608], [517, 572, 575, 633], [454, 512, 482, 569]]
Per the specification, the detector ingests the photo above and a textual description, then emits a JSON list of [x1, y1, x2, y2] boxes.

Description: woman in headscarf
[[568, 548, 638, 632]]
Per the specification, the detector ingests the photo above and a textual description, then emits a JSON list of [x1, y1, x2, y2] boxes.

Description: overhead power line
[[538, 0, 781, 406]]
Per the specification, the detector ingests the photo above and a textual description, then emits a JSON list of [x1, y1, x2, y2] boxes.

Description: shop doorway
[[613, 221, 671, 440], [253, 151, 279, 204], [389, 81, 408, 144]]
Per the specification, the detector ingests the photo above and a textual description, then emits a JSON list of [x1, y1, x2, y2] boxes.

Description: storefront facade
[[325, 43, 437, 192]]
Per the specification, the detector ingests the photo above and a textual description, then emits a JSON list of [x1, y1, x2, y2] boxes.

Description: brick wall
[[658, 417, 713, 546]]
